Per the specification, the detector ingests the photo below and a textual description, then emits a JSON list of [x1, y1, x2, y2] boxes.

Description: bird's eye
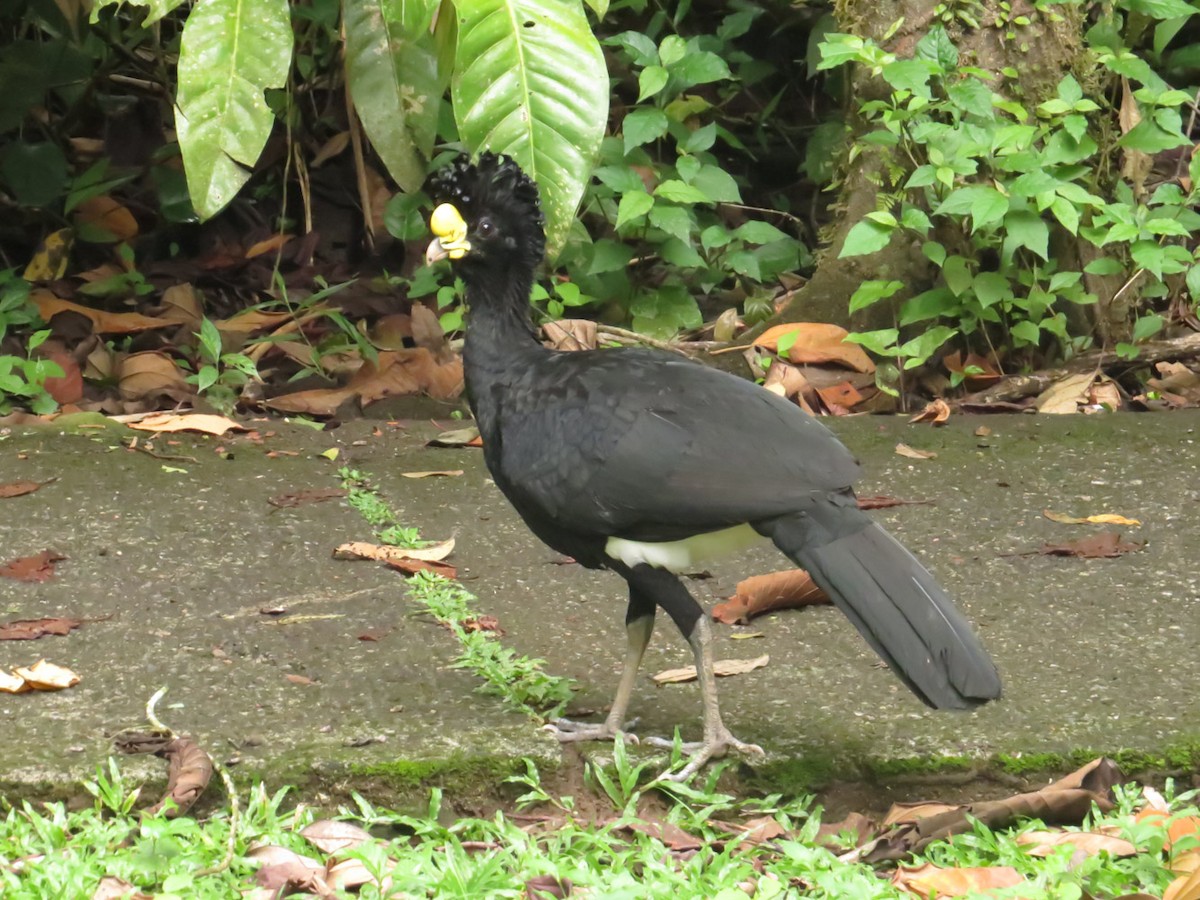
[[478, 218, 495, 236]]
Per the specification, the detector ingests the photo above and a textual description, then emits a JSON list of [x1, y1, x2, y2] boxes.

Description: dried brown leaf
[[856, 494, 933, 510], [0, 478, 56, 499], [892, 862, 1025, 898], [14, 658, 81, 690], [814, 811, 876, 850], [1036, 373, 1095, 415], [1017, 829, 1136, 858], [334, 538, 455, 563], [883, 802, 961, 827], [1038, 532, 1144, 558], [0, 669, 30, 692], [1043, 509, 1141, 526], [300, 819, 372, 854], [909, 399, 951, 426], [386, 557, 457, 578], [895, 442, 937, 460], [91, 875, 152, 899], [0, 616, 85, 641], [401, 470, 464, 478], [543, 319, 597, 351], [525, 873, 573, 898], [127, 413, 245, 436], [755, 323, 875, 373], [621, 818, 703, 851], [652, 654, 769, 685], [428, 426, 483, 447], [814, 380, 863, 413], [712, 569, 828, 625], [146, 737, 213, 816], [72, 196, 138, 241], [117, 351, 191, 401], [0, 550, 66, 582], [33, 290, 172, 334], [1166, 868, 1200, 900]]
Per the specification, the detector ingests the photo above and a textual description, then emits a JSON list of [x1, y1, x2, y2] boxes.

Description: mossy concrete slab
[[2, 410, 1198, 803]]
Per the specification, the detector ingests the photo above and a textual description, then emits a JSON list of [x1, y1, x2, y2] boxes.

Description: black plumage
[[425, 153, 1001, 780]]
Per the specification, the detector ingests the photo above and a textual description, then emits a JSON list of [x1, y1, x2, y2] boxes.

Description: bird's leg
[[546, 597, 654, 744], [647, 616, 765, 782]]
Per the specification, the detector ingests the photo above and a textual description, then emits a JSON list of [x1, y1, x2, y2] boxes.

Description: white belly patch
[[605, 523, 767, 573]]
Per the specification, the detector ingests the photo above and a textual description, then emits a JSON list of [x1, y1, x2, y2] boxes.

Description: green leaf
[[700, 225, 733, 250], [1049, 196, 1080, 234], [669, 50, 732, 89], [943, 255, 973, 296], [899, 287, 957, 325], [922, 241, 947, 266], [849, 279, 902, 313], [915, 24, 958, 69], [648, 204, 694, 242], [1010, 319, 1041, 346], [581, 0, 607, 17], [839, 219, 893, 257], [1084, 257, 1124, 276], [882, 59, 936, 97], [1186, 262, 1200, 300], [1008, 170, 1058, 197], [1002, 209, 1050, 261], [453, 0, 609, 258], [972, 271, 1011, 308], [593, 165, 646, 194], [344, 0, 441, 193], [661, 236, 704, 268], [947, 78, 994, 119], [175, 0, 292, 219], [844, 328, 899, 355], [622, 107, 669, 154], [1133, 313, 1165, 341], [654, 179, 710, 204], [0, 142, 67, 208], [587, 239, 634, 274], [637, 65, 669, 101], [734, 221, 789, 244], [658, 34, 687, 67], [970, 188, 1009, 229], [615, 190, 653, 229], [687, 164, 741, 202], [1124, 0, 1197, 19], [1120, 118, 1191, 153], [681, 122, 716, 153], [897, 325, 956, 365], [630, 284, 701, 337]]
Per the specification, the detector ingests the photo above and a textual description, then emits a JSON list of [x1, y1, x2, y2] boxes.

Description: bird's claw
[[649, 730, 764, 782], [543, 717, 639, 745]]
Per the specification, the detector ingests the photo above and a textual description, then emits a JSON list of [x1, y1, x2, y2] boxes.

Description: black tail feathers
[[769, 516, 1001, 709]]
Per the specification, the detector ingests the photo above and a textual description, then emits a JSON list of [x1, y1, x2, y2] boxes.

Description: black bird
[[425, 153, 1001, 780]]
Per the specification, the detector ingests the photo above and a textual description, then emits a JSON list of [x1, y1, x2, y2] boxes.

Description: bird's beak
[[425, 203, 470, 265]]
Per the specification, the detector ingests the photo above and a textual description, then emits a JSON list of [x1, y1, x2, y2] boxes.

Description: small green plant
[[0, 272, 64, 415], [336, 467, 575, 716], [184, 318, 259, 414], [819, 17, 1200, 383]]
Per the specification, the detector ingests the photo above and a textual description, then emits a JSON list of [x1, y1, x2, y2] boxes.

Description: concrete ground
[[2, 408, 1198, 807]]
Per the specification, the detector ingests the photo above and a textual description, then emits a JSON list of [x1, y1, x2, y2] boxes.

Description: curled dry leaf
[[334, 538, 455, 563], [909, 398, 951, 426], [32, 290, 173, 334], [300, 819, 373, 854], [0, 669, 30, 693], [0, 616, 87, 641], [147, 737, 214, 817], [1166, 868, 1200, 900], [326, 856, 393, 892], [247, 843, 325, 872], [0, 478, 56, 499], [815, 380, 863, 413], [543, 318, 598, 351], [883, 802, 962, 828], [127, 413, 245, 436], [525, 873, 573, 899], [0, 550, 66, 582], [72, 196, 138, 241], [712, 568, 828, 625], [401, 470, 465, 478], [91, 875, 152, 900], [1016, 830, 1136, 858], [1036, 372, 1096, 415], [895, 442, 937, 460], [892, 862, 1025, 898], [117, 351, 191, 401], [255, 860, 332, 897], [856, 494, 933, 510], [1043, 509, 1141, 527], [13, 658, 81, 691], [815, 811, 877, 850], [653, 654, 769, 685], [755, 323, 875, 373], [428, 426, 483, 447]]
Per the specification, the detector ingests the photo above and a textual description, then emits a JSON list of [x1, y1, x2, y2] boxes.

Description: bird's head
[[424, 153, 546, 279]]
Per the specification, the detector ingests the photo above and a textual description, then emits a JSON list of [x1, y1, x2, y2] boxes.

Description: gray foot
[[647, 727, 764, 782], [543, 717, 639, 745]]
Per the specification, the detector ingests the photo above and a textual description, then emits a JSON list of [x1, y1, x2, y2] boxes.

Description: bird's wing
[[494, 351, 862, 541]]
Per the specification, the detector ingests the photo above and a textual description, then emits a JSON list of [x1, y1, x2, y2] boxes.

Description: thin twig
[[595, 325, 695, 357]]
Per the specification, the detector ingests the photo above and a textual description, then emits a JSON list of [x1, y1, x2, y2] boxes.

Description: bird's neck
[[462, 269, 548, 388]]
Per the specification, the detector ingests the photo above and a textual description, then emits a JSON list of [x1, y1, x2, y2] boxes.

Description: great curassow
[[425, 153, 1001, 781]]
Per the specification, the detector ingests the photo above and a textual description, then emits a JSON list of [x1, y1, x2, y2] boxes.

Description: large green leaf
[[451, 0, 608, 258], [344, 0, 442, 193], [174, 0, 292, 219]]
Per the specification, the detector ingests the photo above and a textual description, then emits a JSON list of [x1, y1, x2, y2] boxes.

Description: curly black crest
[[429, 152, 545, 230]]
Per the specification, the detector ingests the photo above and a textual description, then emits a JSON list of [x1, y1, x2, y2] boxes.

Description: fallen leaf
[[33, 290, 175, 334], [386, 557, 457, 578], [909, 399, 951, 425], [91, 875, 152, 900], [895, 442, 937, 460], [525, 873, 573, 899], [13, 658, 81, 690], [944, 351, 1002, 391], [401, 469, 465, 478], [1043, 509, 1141, 526], [653, 654, 769, 685], [814, 811, 877, 850], [975, 425, 991, 437], [621, 818, 703, 851], [72, 196, 138, 241], [300, 820, 372, 854], [814, 380, 863, 413], [1166, 868, 1200, 900], [428, 426, 483, 447], [892, 862, 1025, 897], [0, 478, 56, 499], [117, 351, 191, 401], [0, 670, 30, 693], [1017, 829, 1136, 858], [333, 538, 455, 563], [286, 674, 317, 686], [245, 233, 292, 259], [1036, 372, 1095, 415], [326, 856, 392, 892], [755, 323, 875, 373], [24, 229, 73, 281], [268, 487, 347, 508], [730, 632, 764, 640], [712, 569, 828, 625], [38, 338, 84, 404], [1036, 533, 1144, 558], [883, 801, 962, 827], [0, 550, 66, 582], [127, 413, 245, 436], [856, 494, 933, 510], [1088, 379, 1122, 411], [0, 616, 86, 640], [144, 737, 213, 817], [543, 318, 597, 352]]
